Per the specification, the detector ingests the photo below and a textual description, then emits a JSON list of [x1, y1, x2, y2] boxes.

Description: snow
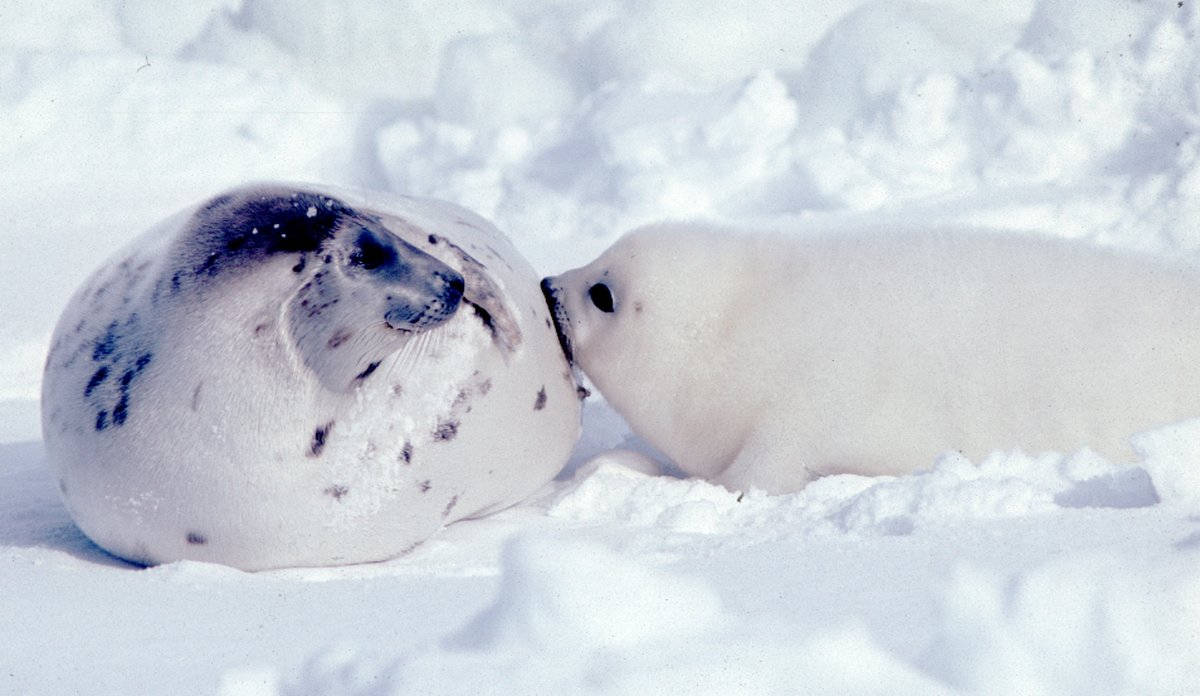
[[3, 1, 1200, 693]]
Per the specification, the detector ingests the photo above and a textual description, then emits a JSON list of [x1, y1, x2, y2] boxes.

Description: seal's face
[[540, 232, 652, 389], [541, 226, 737, 412], [176, 187, 466, 391]]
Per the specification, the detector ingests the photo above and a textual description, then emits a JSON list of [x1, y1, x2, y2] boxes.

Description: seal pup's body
[[543, 224, 1200, 493], [43, 184, 580, 570]]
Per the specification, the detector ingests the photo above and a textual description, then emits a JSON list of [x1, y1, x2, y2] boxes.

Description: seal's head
[[542, 225, 737, 390], [541, 224, 761, 471], [171, 187, 466, 391]]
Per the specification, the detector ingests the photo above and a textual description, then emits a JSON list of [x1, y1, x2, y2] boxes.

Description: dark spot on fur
[[577, 385, 592, 400], [112, 394, 129, 426], [433, 418, 459, 442], [96, 410, 109, 431], [479, 379, 492, 395], [443, 495, 460, 518], [391, 383, 404, 397], [534, 387, 547, 411], [453, 389, 470, 408], [634, 301, 644, 313], [120, 369, 136, 388], [254, 322, 271, 336], [470, 302, 495, 335], [309, 421, 334, 457], [58, 479, 67, 496], [419, 480, 432, 493], [191, 382, 203, 412], [355, 361, 380, 381], [135, 353, 153, 371], [400, 441, 413, 464], [92, 322, 119, 361], [327, 328, 354, 349], [292, 256, 306, 273], [186, 532, 207, 545], [428, 234, 439, 245], [545, 317, 552, 329], [324, 485, 349, 501], [84, 366, 109, 397]]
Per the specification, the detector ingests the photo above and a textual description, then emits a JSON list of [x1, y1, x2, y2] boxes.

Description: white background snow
[[3, 1, 1200, 693]]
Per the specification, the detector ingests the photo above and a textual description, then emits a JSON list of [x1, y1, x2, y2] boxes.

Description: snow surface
[[3, 1, 1200, 693]]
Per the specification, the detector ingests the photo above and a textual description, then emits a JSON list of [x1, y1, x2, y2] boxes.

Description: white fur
[[545, 224, 1200, 493], [42, 183, 580, 570]]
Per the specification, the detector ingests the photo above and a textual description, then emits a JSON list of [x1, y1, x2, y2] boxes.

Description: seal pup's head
[[541, 224, 744, 406], [173, 186, 466, 391]]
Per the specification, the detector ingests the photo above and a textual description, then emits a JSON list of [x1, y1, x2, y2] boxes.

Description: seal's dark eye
[[349, 229, 397, 270], [588, 283, 615, 313]]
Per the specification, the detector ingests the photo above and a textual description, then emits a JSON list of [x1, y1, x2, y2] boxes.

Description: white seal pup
[[542, 223, 1200, 493], [42, 183, 580, 570]]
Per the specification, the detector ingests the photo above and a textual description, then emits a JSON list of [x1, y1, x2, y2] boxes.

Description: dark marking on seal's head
[[534, 386, 547, 411], [200, 193, 235, 214], [433, 418, 459, 442], [95, 410, 109, 431], [327, 328, 354, 349], [186, 532, 208, 545], [324, 485, 349, 501], [428, 234, 439, 246], [418, 479, 432, 493], [309, 421, 334, 457], [186, 189, 349, 282], [443, 494, 460, 518], [355, 361, 380, 381], [400, 441, 413, 464]]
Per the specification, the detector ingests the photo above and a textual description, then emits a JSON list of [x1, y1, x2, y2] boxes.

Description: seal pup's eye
[[588, 283, 615, 313], [349, 229, 397, 271]]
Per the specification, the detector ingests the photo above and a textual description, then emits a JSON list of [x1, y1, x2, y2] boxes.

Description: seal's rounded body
[[543, 224, 1200, 493], [43, 184, 580, 570]]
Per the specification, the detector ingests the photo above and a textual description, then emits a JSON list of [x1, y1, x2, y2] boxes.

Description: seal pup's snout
[[540, 276, 575, 365]]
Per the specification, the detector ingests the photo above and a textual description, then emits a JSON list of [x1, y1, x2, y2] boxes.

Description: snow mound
[[922, 555, 1200, 695], [546, 442, 1162, 542], [450, 536, 723, 650], [277, 536, 949, 696], [1130, 418, 1200, 509]]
